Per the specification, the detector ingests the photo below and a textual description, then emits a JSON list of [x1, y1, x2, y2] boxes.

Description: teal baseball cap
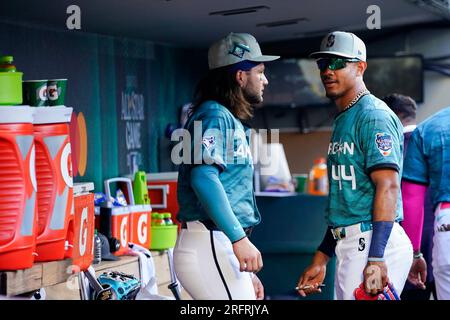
[[208, 32, 280, 70]]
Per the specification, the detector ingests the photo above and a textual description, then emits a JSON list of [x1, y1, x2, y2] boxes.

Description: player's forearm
[[312, 250, 330, 266], [368, 173, 399, 260], [372, 178, 398, 222]]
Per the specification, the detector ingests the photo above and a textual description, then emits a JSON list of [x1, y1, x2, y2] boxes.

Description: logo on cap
[[326, 34, 335, 48], [229, 42, 250, 59]]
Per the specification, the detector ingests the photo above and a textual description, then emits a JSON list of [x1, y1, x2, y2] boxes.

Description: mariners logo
[[229, 42, 250, 59], [358, 238, 366, 251], [375, 132, 393, 156], [202, 135, 216, 151], [326, 34, 335, 47]]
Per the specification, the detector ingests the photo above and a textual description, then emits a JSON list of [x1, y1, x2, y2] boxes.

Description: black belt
[[181, 220, 253, 237]]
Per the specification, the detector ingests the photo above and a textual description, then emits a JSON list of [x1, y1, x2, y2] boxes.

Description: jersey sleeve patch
[[375, 132, 393, 156], [202, 135, 216, 151]]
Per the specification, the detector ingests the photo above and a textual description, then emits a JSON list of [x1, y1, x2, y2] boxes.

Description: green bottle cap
[[0, 56, 16, 72], [0, 56, 13, 63]]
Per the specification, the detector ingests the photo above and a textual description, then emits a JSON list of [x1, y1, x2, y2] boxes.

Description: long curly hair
[[191, 67, 253, 121]]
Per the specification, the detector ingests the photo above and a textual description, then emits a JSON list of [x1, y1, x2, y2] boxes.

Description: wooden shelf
[[0, 259, 74, 296], [0, 256, 138, 297], [0, 252, 191, 299]]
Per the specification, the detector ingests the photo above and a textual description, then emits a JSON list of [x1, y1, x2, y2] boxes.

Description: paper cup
[[22, 80, 48, 106], [293, 174, 308, 193], [47, 79, 67, 106]]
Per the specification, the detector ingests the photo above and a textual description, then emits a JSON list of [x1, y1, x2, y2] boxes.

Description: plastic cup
[[293, 174, 308, 193], [22, 80, 48, 106], [47, 79, 67, 106]]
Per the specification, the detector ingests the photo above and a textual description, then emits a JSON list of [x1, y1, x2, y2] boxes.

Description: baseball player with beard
[[296, 31, 413, 300], [402, 106, 450, 300], [173, 32, 279, 300]]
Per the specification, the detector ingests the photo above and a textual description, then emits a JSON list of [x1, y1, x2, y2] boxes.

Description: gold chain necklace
[[343, 89, 370, 112]]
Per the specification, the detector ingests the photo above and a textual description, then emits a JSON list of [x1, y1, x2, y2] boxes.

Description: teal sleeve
[[403, 129, 429, 184], [190, 164, 246, 242], [191, 115, 230, 170], [359, 110, 403, 173]]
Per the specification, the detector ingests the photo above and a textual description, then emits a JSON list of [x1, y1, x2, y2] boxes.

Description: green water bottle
[[163, 213, 173, 225], [0, 56, 17, 72], [151, 212, 159, 226], [155, 214, 166, 226]]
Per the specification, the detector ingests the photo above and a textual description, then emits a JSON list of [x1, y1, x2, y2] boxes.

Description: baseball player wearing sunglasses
[[296, 31, 413, 300]]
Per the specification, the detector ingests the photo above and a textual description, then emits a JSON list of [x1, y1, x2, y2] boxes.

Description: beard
[[243, 88, 263, 105]]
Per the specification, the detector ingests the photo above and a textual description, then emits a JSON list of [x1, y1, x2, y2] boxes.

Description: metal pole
[[166, 248, 181, 300]]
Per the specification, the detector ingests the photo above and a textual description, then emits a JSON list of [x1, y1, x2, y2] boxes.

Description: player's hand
[[408, 256, 427, 290], [252, 274, 264, 300], [232, 237, 263, 273], [296, 264, 326, 297], [363, 261, 388, 295]]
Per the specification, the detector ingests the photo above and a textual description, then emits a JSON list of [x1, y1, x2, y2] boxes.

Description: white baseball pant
[[432, 203, 450, 300], [173, 221, 256, 300], [333, 222, 413, 300]]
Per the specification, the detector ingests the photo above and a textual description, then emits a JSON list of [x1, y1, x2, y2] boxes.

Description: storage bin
[[149, 225, 177, 250]]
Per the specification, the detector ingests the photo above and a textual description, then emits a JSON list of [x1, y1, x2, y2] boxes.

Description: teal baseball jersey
[[326, 94, 404, 227], [403, 106, 450, 209], [177, 100, 261, 228]]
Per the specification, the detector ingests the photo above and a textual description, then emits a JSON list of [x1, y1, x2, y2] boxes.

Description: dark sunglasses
[[316, 57, 360, 72]]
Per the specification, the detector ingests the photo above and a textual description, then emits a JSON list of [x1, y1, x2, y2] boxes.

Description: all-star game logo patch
[[229, 42, 250, 59], [375, 132, 393, 156], [202, 136, 216, 151]]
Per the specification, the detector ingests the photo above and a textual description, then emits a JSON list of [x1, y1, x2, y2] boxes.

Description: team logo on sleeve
[[202, 136, 216, 151], [375, 132, 393, 156]]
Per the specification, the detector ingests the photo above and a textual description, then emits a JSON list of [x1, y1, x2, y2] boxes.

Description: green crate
[[150, 225, 178, 250]]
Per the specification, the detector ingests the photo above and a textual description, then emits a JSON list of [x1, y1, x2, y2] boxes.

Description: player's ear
[[356, 61, 367, 77], [235, 70, 247, 88]]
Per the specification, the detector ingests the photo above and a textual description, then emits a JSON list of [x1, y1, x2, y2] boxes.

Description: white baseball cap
[[310, 31, 366, 62], [208, 32, 280, 70]]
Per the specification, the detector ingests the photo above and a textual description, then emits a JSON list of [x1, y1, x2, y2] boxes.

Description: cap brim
[[309, 51, 357, 59], [249, 55, 280, 63], [102, 254, 119, 261]]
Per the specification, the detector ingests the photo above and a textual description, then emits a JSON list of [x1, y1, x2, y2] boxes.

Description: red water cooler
[[33, 106, 74, 262], [146, 172, 180, 230], [71, 182, 95, 272], [104, 178, 152, 251], [94, 204, 130, 256], [0, 107, 37, 270]]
